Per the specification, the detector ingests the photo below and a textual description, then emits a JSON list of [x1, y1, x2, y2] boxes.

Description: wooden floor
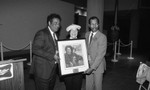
[[23, 49, 149, 90]]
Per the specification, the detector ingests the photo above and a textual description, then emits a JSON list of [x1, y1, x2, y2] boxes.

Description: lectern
[[0, 59, 26, 90]]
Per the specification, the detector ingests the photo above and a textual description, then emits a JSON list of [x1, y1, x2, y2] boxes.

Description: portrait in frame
[[57, 39, 89, 76]]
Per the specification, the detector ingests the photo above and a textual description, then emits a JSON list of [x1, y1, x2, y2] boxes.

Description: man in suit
[[30, 13, 61, 90], [85, 16, 107, 90]]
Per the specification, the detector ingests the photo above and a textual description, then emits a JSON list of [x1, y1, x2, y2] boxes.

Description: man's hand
[[88, 55, 91, 61], [54, 50, 60, 63], [54, 54, 60, 63], [84, 68, 95, 75]]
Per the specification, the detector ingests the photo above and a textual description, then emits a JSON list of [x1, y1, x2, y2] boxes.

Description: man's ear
[[48, 21, 51, 26]]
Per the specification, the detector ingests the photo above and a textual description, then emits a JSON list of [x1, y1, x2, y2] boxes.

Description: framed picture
[[57, 39, 89, 76]]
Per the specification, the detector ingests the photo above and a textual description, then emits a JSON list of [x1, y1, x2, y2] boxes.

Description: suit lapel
[[86, 32, 91, 45], [90, 31, 100, 46], [44, 28, 56, 47]]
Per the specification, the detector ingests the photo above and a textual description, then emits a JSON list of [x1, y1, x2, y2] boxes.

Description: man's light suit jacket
[[85, 30, 107, 73]]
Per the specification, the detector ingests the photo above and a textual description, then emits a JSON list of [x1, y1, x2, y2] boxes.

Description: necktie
[[89, 32, 93, 44], [53, 33, 58, 64], [53, 33, 57, 46]]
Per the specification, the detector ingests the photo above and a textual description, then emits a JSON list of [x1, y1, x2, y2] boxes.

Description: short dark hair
[[47, 13, 61, 25], [88, 16, 99, 24], [65, 45, 73, 52]]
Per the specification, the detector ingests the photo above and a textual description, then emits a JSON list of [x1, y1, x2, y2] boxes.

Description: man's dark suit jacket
[[30, 27, 57, 79]]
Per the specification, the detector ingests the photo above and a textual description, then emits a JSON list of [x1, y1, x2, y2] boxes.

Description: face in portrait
[[64, 45, 84, 68]]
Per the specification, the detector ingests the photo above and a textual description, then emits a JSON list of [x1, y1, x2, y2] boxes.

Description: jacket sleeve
[[91, 35, 107, 70], [32, 31, 55, 61]]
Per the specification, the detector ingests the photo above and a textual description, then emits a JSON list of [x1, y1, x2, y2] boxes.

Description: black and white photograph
[[58, 39, 89, 75], [0, 0, 150, 90]]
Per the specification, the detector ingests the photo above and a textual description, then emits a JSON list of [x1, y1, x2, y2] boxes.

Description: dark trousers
[[34, 65, 57, 90], [64, 73, 83, 90]]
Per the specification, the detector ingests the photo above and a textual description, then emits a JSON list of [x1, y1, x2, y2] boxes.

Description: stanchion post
[[30, 41, 32, 64], [27, 41, 32, 65], [1, 42, 4, 61], [127, 41, 134, 59], [111, 41, 118, 62], [116, 39, 121, 55]]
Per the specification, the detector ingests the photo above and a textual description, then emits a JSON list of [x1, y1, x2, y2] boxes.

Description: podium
[[0, 59, 26, 90]]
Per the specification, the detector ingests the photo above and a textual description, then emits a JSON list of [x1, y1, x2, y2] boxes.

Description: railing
[[0, 41, 32, 65], [1, 39, 134, 64], [108, 39, 134, 63]]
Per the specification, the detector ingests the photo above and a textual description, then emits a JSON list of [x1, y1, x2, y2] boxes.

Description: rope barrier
[[116, 39, 134, 60], [1, 39, 134, 65], [0, 41, 33, 64], [2, 43, 30, 51], [120, 40, 131, 47]]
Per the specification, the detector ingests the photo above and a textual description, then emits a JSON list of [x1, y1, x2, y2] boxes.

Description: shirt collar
[[48, 26, 58, 40], [90, 31, 97, 36], [70, 37, 77, 39], [48, 26, 54, 35]]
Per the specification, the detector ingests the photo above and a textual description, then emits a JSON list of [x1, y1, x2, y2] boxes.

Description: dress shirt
[[89, 31, 97, 44], [48, 26, 58, 41]]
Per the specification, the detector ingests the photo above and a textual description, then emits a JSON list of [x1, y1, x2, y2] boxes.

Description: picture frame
[[57, 39, 89, 76]]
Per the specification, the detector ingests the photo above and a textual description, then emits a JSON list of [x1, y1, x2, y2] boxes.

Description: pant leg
[[34, 74, 57, 90], [34, 64, 57, 90], [94, 73, 103, 90], [72, 73, 83, 90], [64, 75, 73, 90], [34, 77, 50, 90], [49, 64, 57, 90], [49, 74, 57, 90], [64, 73, 83, 90], [86, 73, 94, 90]]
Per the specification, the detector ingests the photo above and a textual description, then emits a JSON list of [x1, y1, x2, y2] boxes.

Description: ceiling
[[61, 0, 87, 7], [61, 0, 150, 9]]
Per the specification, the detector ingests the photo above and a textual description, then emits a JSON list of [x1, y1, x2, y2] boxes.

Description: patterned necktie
[[53, 33, 57, 46], [89, 32, 93, 44]]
